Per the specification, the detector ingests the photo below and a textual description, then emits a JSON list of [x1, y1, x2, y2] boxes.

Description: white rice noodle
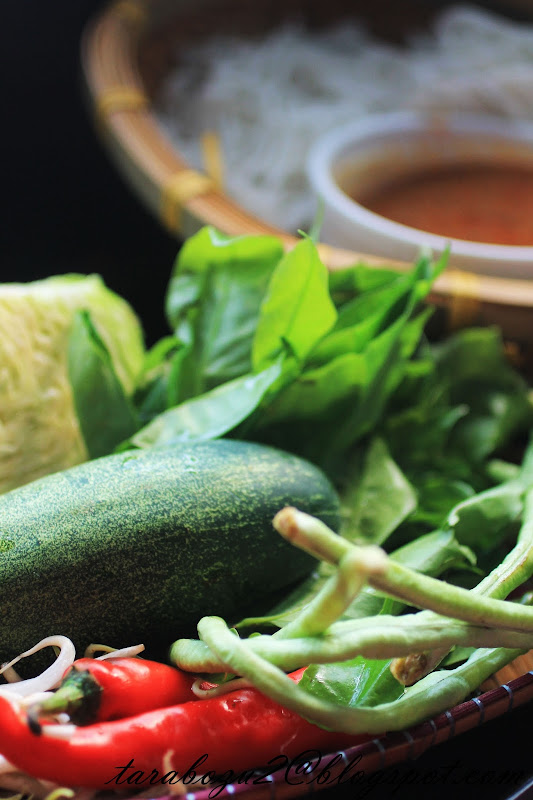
[[0, 636, 76, 697], [155, 5, 533, 233]]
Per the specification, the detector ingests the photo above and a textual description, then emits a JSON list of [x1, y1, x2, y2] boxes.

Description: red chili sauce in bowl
[[355, 163, 533, 246]]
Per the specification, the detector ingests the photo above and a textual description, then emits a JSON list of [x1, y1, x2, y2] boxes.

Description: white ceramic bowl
[[307, 111, 533, 278]]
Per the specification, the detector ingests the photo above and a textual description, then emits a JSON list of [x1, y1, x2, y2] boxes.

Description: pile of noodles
[[156, 5, 533, 233]]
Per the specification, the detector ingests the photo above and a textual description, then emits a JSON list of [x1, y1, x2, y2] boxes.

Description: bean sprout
[[0, 637, 75, 698], [83, 643, 145, 659]]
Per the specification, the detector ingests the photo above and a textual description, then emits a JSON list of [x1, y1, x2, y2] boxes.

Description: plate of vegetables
[[1, 227, 533, 797]]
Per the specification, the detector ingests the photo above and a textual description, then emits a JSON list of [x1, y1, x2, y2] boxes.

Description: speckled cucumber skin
[[0, 440, 340, 661]]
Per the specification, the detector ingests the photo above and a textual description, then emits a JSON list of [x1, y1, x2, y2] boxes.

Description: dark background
[[3, 0, 178, 345], [4, 0, 533, 343], [3, 1, 533, 797]]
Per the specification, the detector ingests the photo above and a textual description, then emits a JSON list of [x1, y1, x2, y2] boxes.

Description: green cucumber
[[0, 440, 339, 661]]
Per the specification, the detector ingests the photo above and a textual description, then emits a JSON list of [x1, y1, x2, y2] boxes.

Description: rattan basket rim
[[167, 669, 533, 800], [81, 0, 533, 343]]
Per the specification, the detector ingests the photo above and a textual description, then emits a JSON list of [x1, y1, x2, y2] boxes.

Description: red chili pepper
[[28, 657, 198, 729], [0, 670, 369, 789]]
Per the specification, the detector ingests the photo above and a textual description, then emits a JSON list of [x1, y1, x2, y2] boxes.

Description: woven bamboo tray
[[81, 0, 533, 786], [176, 670, 533, 800], [81, 0, 533, 357]]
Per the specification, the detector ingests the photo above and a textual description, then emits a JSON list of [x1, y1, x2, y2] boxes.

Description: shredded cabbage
[[0, 275, 144, 493]]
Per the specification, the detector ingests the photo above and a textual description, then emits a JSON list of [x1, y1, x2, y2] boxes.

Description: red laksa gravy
[[354, 163, 533, 246]]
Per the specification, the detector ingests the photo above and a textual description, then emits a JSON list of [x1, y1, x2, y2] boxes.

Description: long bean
[[196, 616, 525, 735], [170, 502, 533, 735], [171, 612, 533, 674], [392, 486, 533, 683], [275, 546, 387, 640], [274, 507, 533, 633], [171, 505, 533, 675]]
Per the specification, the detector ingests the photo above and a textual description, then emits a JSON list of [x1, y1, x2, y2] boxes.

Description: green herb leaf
[[257, 352, 368, 423], [134, 336, 185, 423], [445, 481, 524, 551], [128, 358, 284, 448], [328, 262, 400, 304], [333, 270, 416, 331], [341, 437, 417, 545], [165, 227, 284, 398], [299, 657, 404, 708], [252, 238, 337, 370], [434, 327, 533, 463], [407, 474, 476, 529], [68, 311, 139, 459]]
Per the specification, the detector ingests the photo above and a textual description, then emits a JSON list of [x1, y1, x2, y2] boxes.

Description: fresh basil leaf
[[341, 437, 417, 545], [257, 352, 367, 423], [252, 237, 337, 370], [434, 328, 533, 463], [350, 263, 408, 292], [68, 310, 139, 459], [165, 227, 284, 397], [164, 270, 205, 401], [128, 359, 284, 448], [445, 480, 524, 550], [383, 326, 533, 528], [133, 336, 185, 422], [135, 374, 172, 424], [407, 474, 476, 529], [390, 529, 477, 575], [323, 313, 409, 461], [434, 326, 519, 386], [327, 250, 441, 339], [311, 302, 430, 373], [385, 401, 469, 472], [299, 657, 404, 708], [334, 271, 416, 331], [141, 336, 181, 374], [451, 390, 533, 464], [309, 291, 412, 365], [256, 309, 423, 473], [308, 315, 383, 366], [327, 262, 401, 306]]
